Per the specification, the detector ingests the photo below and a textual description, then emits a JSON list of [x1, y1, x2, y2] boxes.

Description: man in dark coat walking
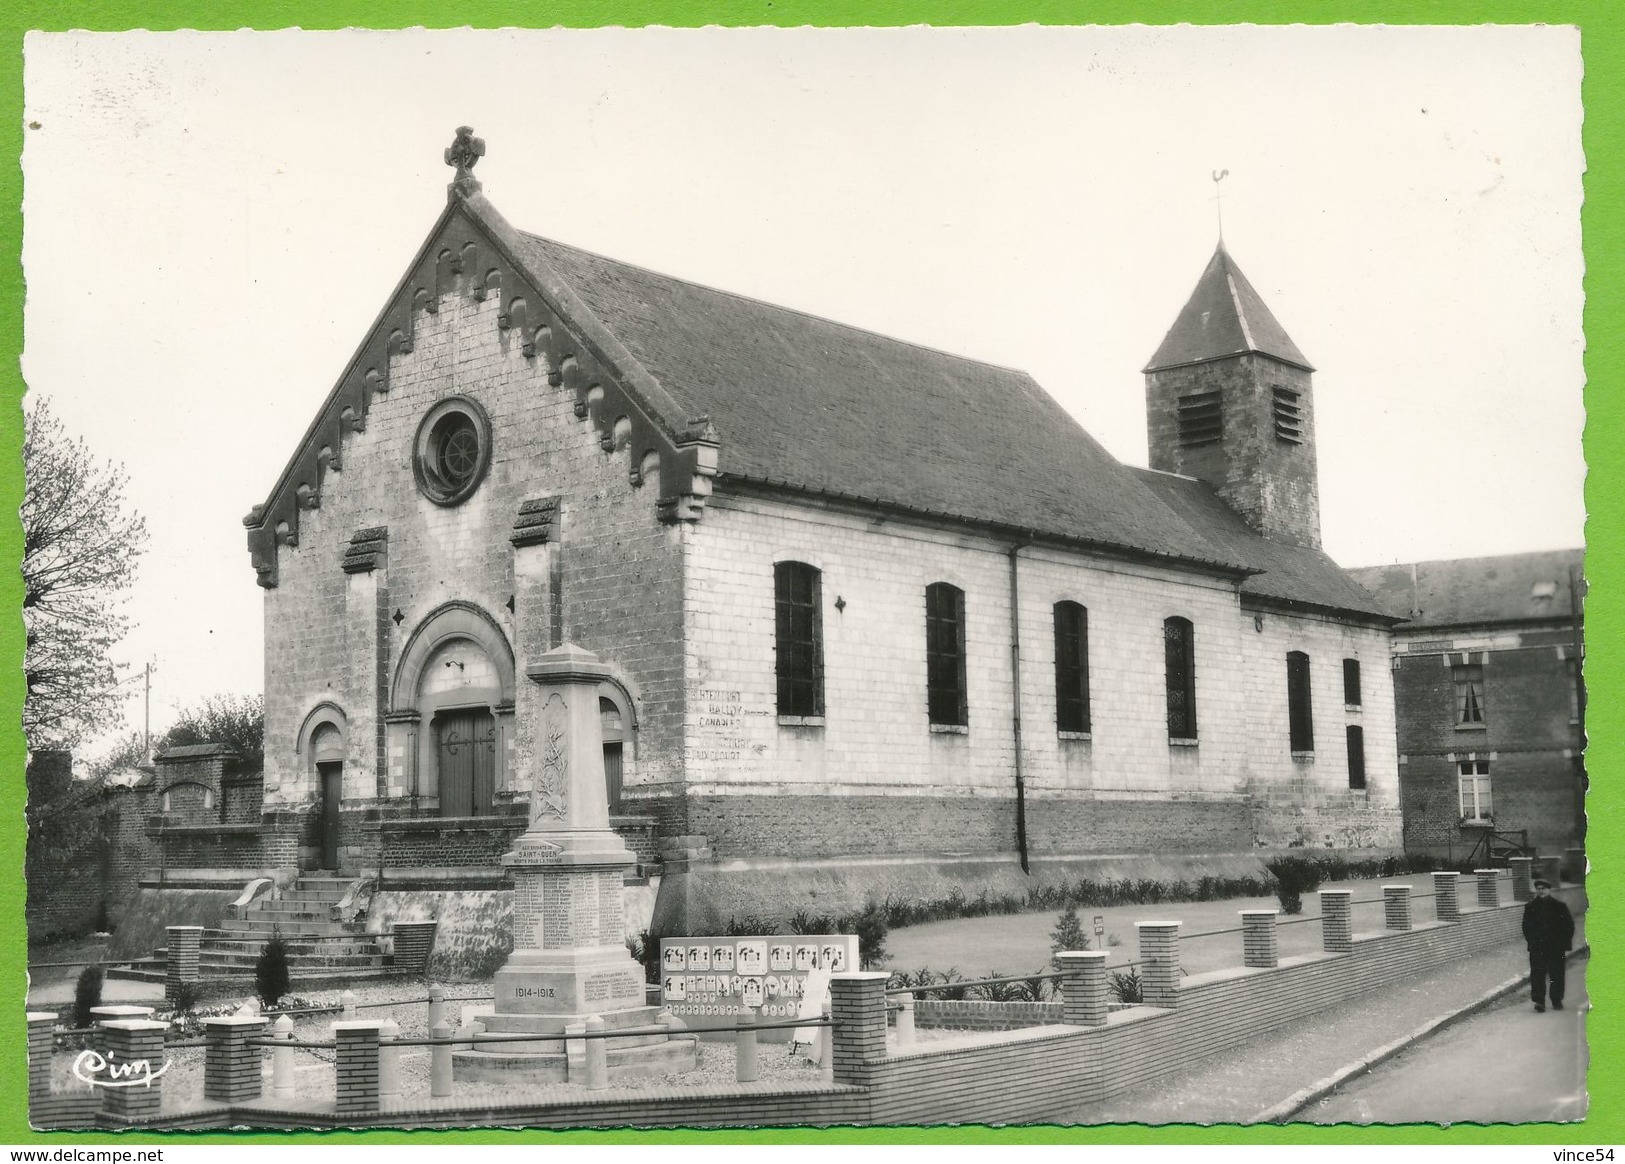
[[1522, 878, 1575, 1012]]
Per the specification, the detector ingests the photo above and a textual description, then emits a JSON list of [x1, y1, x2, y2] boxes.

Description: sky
[[19, 26, 1586, 761]]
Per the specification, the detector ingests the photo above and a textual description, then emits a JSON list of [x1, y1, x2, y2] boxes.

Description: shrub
[[169, 980, 202, 1015], [72, 963, 105, 1029], [788, 910, 837, 935], [255, 928, 292, 1009], [1108, 969, 1142, 1005], [627, 930, 661, 985], [1049, 905, 1089, 964], [849, 902, 890, 969], [1266, 856, 1324, 914]]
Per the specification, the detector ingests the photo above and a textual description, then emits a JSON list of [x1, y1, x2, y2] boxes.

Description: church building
[[241, 131, 1402, 935]]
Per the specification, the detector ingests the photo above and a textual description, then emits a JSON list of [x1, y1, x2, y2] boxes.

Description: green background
[[0, 0, 1617, 1148]]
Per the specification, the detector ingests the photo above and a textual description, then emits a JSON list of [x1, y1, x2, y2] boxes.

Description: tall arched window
[[1054, 601, 1091, 734], [1287, 650, 1314, 753], [926, 583, 968, 727], [1164, 616, 1197, 741], [774, 561, 824, 718]]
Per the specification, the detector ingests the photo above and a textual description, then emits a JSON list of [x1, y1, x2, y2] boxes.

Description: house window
[[1272, 386, 1304, 444], [1458, 759, 1492, 822], [1177, 391, 1223, 448], [1346, 725, 1366, 790], [1343, 658, 1362, 708], [1287, 651, 1314, 753], [926, 583, 968, 727], [1567, 657, 1582, 723], [1164, 617, 1197, 741], [1454, 663, 1486, 726], [1053, 601, 1091, 734], [774, 562, 824, 718]]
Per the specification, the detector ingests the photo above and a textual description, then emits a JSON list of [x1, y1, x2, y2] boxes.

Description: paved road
[[1052, 936, 1581, 1125], [1305, 956, 1589, 1125]]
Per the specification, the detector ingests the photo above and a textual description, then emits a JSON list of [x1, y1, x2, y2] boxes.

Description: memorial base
[[450, 1003, 698, 1084]]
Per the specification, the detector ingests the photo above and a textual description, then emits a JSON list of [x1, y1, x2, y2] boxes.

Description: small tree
[[22, 400, 147, 751], [72, 963, 105, 1029], [161, 694, 265, 772], [255, 928, 291, 1009], [1049, 904, 1089, 964], [851, 902, 889, 969]]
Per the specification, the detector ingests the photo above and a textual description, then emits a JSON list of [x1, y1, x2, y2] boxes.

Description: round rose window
[[414, 396, 492, 505]]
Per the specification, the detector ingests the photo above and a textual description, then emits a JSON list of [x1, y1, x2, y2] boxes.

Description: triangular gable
[[243, 191, 719, 588]]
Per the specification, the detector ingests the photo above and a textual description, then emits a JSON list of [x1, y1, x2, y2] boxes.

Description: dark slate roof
[[1130, 469, 1396, 620], [1347, 549, 1585, 629], [514, 231, 1246, 573], [1144, 243, 1313, 373]]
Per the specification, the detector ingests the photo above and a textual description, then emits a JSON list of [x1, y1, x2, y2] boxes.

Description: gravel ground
[[48, 981, 967, 1116]]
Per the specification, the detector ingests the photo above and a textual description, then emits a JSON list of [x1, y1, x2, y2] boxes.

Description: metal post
[[427, 985, 445, 1034], [584, 1015, 608, 1091], [818, 1001, 834, 1081], [736, 1006, 759, 1082], [431, 1022, 453, 1098], [896, 992, 916, 1046], [379, 1016, 401, 1104], [272, 1014, 295, 1102]]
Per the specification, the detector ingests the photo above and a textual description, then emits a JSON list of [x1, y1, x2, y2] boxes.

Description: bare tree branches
[[22, 400, 147, 750]]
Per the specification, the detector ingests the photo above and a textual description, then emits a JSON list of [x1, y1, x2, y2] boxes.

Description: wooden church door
[[437, 709, 496, 817]]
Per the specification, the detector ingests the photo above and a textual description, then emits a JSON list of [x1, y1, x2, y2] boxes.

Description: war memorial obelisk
[[453, 643, 697, 1083]]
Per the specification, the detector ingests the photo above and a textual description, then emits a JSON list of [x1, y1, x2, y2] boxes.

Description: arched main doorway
[[390, 602, 516, 817]]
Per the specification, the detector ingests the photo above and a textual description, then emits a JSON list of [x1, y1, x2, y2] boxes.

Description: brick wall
[[1146, 354, 1321, 549], [377, 817, 528, 867], [26, 759, 167, 939], [1392, 639, 1583, 856], [914, 999, 1062, 1030], [643, 791, 1253, 860]]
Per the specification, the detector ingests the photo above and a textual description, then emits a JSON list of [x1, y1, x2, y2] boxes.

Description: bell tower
[[1144, 243, 1321, 549]]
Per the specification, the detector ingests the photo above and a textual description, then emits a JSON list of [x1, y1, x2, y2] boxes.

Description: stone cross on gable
[[445, 126, 486, 198]]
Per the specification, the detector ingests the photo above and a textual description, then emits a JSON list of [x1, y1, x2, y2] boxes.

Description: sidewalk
[[1054, 921, 1587, 1125]]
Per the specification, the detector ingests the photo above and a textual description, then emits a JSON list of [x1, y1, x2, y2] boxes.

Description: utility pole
[[144, 661, 152, 762]]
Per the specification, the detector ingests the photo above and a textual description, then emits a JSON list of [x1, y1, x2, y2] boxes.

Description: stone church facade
[[241, 137, 1402, 930]]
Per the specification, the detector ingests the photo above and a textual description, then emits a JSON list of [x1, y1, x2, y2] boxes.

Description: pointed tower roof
[[1144, 243, 1314, 373]]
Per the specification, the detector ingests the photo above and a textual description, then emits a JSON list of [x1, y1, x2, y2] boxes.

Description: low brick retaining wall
[[31, 886, 1576, 1130]]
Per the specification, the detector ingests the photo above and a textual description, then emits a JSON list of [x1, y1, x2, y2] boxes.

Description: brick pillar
[[92, 1005, 157, 1056], [166, 925, 203, 1004], [1475, 869, 1500, 908], [829, 972, 890, 1086], [27, 1012, 56, 1108], [1319, 891, 1353, 953], [1509, 857, 1534, 902], [1135, 922, 1181, 1008], [1055, 951, 1109, 1025], [1382, 884, 1413, 931], [1240, 910, 1279, 968], [98, 1020, 167, 1122], [1432, 871, 1461, 922], [203, 1016, 268, 1104], [333, 1021, 383, 1116]]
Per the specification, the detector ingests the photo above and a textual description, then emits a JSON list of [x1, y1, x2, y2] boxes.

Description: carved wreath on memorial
[[536, 694, 569, 819]]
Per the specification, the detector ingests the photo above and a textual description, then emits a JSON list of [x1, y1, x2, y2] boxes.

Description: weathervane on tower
[[1212, 168, 1230, 243], [445, 126, 486, 199]]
